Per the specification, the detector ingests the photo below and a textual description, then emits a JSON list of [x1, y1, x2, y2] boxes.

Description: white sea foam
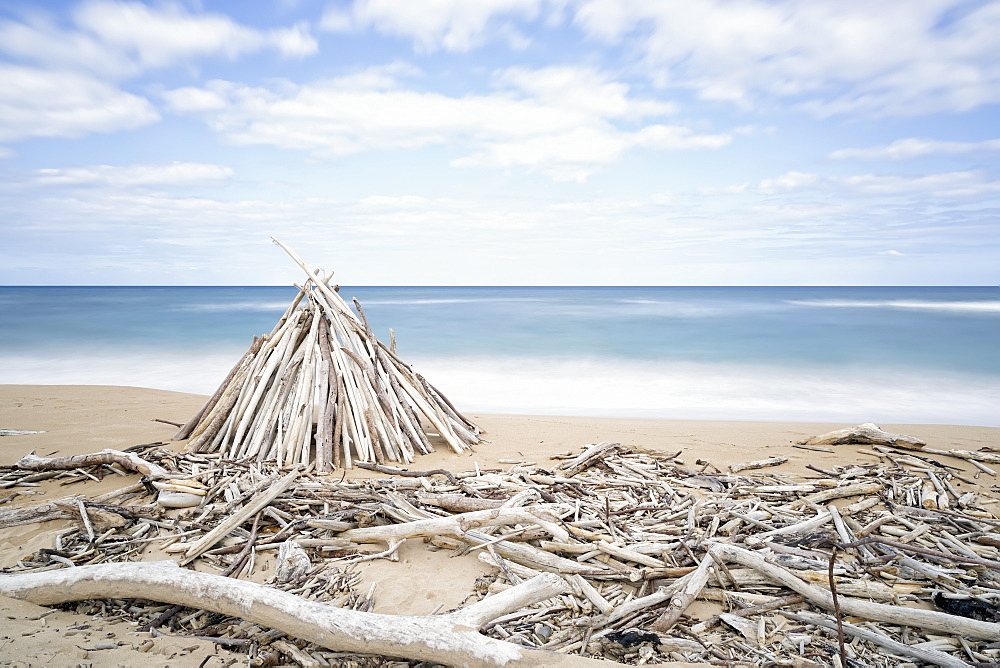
[[410, 356, 1000, 427], [6, 352, 994, 426], [613, 299, 726, 317], [360, 297, 545, 306], [175, 302, 293, 312], [787, 299, 1000, 313], [0, 350, 243, 396]]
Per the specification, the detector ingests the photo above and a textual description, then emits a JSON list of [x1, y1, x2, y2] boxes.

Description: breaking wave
[[787, 299, 1000, 314]]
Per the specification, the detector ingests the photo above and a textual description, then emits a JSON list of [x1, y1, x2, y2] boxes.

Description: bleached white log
[[0, 561, 622, 667], [802, 423, 926, 449]]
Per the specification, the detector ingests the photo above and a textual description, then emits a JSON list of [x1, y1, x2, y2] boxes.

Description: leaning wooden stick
[[778, 610, 968, 668], [180, 467, 302, 565], [650, 552, 715, 632], [0, 562, 618, 667], [708, 542, 1000, 640]]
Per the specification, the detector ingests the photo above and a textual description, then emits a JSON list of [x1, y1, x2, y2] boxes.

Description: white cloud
[[0, 2, 318, 143], [571, 0, 1000, 117], [634, 125, 730, 150], [4, 168, 996, 285], [831, 137, 1000, 161], [496, 65, 676, 118], [33, 162, 234, 187], [0, 11, 129, 77], [317, 1, 1000, 117], [0, 1, 317, 79], [879, 249, 905, 256], [0, 64, 159, 141], [757, 171, 820, 194], [72, 1, 318, 66], [163, 65, 729, 180], [321, 0, 544, 52], [161, 86, 229, 113], [839, 171, 1000, 197], [723, 168, 1000, 200]]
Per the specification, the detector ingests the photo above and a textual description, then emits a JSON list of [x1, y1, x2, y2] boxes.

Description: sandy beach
[[2, 384, 1000, 667]]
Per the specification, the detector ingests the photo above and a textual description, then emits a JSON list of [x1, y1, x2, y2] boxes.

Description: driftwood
[[339, 506, 571, 544], [729, 455, 787, 473], [180, 467, 302, 565], [0, 561, 620, 667], [802, 422, 926, 448], [15, 449, 171, 479], [178, 239, 480, 470], [0, 496, 79, 528], [778, 610, 969, 668], [650, 552, 715, 632], [556, 441, 620, 477], [708, 542, 1000, 640], [11, 448, 211, 509], [8, 435, 1000, 665]]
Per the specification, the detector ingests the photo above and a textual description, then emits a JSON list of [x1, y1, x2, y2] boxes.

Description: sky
[[1, 0, 998, 286]]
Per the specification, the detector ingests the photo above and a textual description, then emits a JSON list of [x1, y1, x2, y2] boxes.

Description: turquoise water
[[2, 286, 998, 425]]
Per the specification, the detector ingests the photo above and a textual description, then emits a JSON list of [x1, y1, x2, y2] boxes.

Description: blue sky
[[1, 0, 998, 285]]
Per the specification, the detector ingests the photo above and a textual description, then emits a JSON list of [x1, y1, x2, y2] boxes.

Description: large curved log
[[0, 561, 621, 667], [15, 449, 171, 479]]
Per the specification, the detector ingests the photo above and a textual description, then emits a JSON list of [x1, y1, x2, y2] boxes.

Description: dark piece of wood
[[354, 461, 460, 486]]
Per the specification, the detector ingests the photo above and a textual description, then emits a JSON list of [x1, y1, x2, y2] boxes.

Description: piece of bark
[[729, 456, 788, 474], [784, 481, 883, 509], [458, 531, 620, 578], [0, 561, 619, 667], [418, 493, 506, 513], [801, 423, 926, 449], [274, 541, 311, 583]]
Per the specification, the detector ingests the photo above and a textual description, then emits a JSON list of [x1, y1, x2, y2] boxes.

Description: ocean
[[1, 286, 998, 426]]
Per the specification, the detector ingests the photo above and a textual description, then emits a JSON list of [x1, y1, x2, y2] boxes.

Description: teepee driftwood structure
[[173, 238, 481, 472]]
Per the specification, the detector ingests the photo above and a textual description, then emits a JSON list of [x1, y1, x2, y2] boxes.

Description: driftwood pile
[[5, 434, 1000, 666], [174, 238, 480, 473]]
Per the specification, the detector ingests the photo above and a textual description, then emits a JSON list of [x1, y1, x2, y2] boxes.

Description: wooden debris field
[[5, 428, 1000, 666]]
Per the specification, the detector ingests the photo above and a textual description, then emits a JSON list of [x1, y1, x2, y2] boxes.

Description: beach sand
[[2, 384, 999, 666]]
